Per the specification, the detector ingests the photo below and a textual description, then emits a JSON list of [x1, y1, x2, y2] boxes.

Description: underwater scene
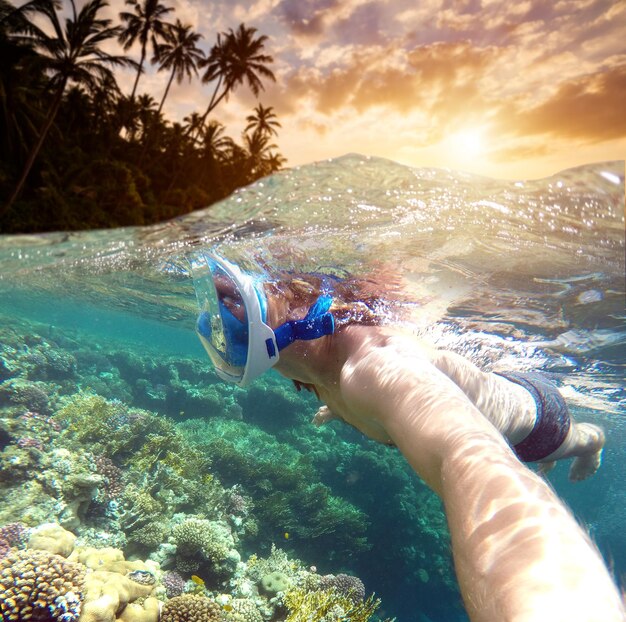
[[0, 154, 624, 622]]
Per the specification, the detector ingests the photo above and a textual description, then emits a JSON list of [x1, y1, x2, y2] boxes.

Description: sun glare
[[449, 128, 485, 156]]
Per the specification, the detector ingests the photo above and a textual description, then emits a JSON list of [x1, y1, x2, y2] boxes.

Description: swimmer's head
[[191, 253, 336, 386]]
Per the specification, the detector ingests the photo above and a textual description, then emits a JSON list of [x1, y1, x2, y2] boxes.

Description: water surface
[[0, 155, 624, 621]]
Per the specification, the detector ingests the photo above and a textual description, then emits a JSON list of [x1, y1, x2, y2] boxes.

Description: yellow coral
[[283, 587, 388, 622], [116, 597, 160, 622], [71, 547, 148, 575], [28, 522, 77, 557], [80, 570, 154, 622]]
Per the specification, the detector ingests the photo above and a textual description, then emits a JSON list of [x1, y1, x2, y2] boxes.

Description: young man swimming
[[191, 253, 624, 622]]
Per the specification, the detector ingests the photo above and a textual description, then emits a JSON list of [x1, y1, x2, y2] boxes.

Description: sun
[[448, 128, 485, 156]]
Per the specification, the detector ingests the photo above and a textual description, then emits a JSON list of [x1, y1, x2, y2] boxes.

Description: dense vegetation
[[0, 0, 286, 233]]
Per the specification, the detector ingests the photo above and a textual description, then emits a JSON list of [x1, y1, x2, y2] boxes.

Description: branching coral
[[283, 586, 387, 622]]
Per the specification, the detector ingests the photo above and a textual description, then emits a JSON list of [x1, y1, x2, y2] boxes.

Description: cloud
[[502, 63, 626, 141], [276, 40, 495, 119], [277, 0, 341, 37], [276, 0, 384, 40]]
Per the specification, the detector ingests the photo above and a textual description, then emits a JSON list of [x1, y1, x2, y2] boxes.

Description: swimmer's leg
[[558, 422, 605, 482]]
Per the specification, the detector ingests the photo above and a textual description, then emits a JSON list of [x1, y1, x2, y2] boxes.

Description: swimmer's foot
[[537, 461, 556, 477], [569, 449, 603, 482], [312, 406, 340, 427]]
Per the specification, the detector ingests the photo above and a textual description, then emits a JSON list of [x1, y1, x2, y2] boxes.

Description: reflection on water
[[0, 155, 624, 621]]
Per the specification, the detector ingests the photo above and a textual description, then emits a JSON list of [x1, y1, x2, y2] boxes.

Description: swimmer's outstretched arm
[[339, 340, 624, 622]]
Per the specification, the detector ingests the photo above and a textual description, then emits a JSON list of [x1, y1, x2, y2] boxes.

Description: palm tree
[[201, 120, 234, 161], [136, 93, 157, 138], [242, 128, 286, 178], [0, 0, 48, 162], [245, 103, 281, 137], [153, 19, 203, 116], [182, 111, 204, 141], [3, 0, 135, 214], [118, 0, 173, 101], [243, 128, 278, 179], [197, 23, 276, 127], [264, 151, 287, 174]]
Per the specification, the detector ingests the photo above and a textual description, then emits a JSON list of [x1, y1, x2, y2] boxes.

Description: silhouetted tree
[[135, 93, 158, 139], [3, 0, 135, 214], [243, 128, 279, 178], [182, 111, 205, 143], [202, 120, 234, 161], [153, 19, 203, 116], [198, 23, 276, 127], [118, 0, 173, 101], [0, 0, 48, 162], [0, 0, 286, 232], [245, 103, 281, 137]]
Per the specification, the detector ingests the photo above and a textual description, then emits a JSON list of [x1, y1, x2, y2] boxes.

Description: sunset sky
[[110, 0, 626, 180]]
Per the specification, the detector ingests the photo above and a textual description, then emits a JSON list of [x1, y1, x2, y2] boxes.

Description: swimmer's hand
[[312, 405, 339, 426]]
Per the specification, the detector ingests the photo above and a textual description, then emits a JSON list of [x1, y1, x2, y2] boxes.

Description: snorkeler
[[191, 253, 624, 622]]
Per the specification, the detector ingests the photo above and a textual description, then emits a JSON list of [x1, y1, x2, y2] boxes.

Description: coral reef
[[28, 523, 77, 557], [0, 313, 462, 620], [0, 548, 86, 622], [259, 571, 291, 595], [227, 598, 263, 622], [245, 544, 305, 585], [69, 546, 157, 622], [0, 521, 28, 548], [160, 595, 221, 622], [0, 379, 51, 415], [283, 586, 387, 622], [318, 573, 366, 602], [170, 517, 239, 581], [162, 571, 185, 598], [178, 417, 371, 560]]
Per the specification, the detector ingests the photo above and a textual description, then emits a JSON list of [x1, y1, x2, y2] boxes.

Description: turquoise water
[[0, 155, 624, 621]]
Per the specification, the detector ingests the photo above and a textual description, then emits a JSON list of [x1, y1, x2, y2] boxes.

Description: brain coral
[[260, 571, 291, 595], [0, 548, 86, 621], [160, 595, 222, 622]]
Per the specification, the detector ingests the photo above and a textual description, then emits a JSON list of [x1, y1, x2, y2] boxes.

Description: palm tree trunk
[[192, 76, 224, 140], [130, 46, 146, 101], [157, 67, 176, 116], [2, 82, 66, 217]]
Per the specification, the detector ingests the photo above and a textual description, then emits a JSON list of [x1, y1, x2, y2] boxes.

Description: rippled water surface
[[0, 155, 624, 621]]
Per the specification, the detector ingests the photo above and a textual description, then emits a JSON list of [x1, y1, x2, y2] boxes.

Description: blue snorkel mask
[[191, 253, 335, 386]]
